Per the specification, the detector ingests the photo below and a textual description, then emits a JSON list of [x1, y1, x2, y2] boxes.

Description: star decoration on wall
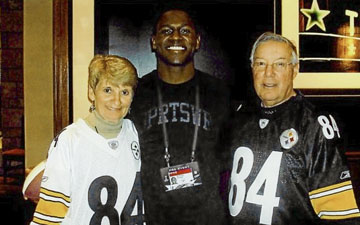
[[300, 0, 330, 31]]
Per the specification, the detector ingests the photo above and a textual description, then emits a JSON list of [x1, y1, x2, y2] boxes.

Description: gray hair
[[250, 32, 298, 66]]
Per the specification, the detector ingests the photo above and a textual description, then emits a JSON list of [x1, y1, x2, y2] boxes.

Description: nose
[[264, 64, 274, 77], [170, 30, 181, 41], [113, 93, 122, 107]]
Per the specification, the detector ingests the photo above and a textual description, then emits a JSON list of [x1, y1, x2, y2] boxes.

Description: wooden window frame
[[53, 0, 71, 135]]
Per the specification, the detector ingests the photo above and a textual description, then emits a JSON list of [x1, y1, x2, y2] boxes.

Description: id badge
[[160, 161, 202, 192]]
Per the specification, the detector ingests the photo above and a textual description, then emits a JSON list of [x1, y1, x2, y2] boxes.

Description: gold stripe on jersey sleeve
[[309, 181, 360, 220], [32, 216, 61, 225], [35, 198, 69, 221], [309, 180, 352, 196], [40, 187, 71, 203]]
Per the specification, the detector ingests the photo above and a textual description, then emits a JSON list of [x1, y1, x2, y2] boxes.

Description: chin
[[260, 94, 277, 102], [158, 54, 192, 66], [260, 97, 279, 106], [165, 59, 187, 66]]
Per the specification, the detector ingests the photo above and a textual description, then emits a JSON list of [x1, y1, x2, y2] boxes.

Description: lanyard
[[156, 77, 200, 167]]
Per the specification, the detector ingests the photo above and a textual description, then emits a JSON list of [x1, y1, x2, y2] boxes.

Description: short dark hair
[[151, 2, 199, 35]]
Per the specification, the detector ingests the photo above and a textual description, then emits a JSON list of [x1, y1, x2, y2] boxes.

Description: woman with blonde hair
[[30, 55, 145, 225]]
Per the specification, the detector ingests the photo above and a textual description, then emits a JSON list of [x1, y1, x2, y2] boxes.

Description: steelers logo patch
[[131, 141, 140, 160], [279, 128, 298, 150]]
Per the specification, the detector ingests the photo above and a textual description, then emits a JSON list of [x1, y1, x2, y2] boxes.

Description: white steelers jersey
[[31, 119, 144, 225], [228, 94, 360, 225]]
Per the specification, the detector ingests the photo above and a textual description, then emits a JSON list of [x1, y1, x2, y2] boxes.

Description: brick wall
[[0, 0, 24, 151]]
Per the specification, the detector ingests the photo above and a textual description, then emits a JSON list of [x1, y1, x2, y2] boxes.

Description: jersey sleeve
[[306, 114, 360, 221], [31, 129, 72, 225]]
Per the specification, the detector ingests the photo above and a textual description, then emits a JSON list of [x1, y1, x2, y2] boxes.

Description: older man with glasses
[[227, 32, 360, 225]]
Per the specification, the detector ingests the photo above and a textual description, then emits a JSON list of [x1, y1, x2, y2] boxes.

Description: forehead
[[157, 10, 195, 29], [254, 40, 292, 60], [96, 77, 131, 88]]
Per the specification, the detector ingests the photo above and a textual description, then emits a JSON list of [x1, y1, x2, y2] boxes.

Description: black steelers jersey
[[228, 94, 360, 225]]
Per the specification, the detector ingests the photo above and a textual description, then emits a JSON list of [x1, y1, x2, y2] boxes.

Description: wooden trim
[[53, 0, 71, 135], [346, 152, 360, 161], [299, 89, 360, 97]]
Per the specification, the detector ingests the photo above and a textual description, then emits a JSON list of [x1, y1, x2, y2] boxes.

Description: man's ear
[[151, 36, 157, 52], [195, 34, 201, 51], [292, 63, 299, 80]]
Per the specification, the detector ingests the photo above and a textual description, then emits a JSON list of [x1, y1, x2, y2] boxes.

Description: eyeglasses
[[252, 60, 293, 72]]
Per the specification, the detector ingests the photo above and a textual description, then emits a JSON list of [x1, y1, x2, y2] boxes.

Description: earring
[[89, 101, 95, 112], [128, 107, 131, 115]]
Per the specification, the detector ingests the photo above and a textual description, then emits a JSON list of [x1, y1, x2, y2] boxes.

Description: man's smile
[[263, 82, 277, 88], [167, 45, 186, 51]]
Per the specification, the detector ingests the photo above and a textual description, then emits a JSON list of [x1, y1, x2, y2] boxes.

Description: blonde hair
[[88, 54, 138, 91]]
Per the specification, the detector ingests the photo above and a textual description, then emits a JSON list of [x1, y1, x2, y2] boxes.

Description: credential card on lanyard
[[160, 161, 202, 192]]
